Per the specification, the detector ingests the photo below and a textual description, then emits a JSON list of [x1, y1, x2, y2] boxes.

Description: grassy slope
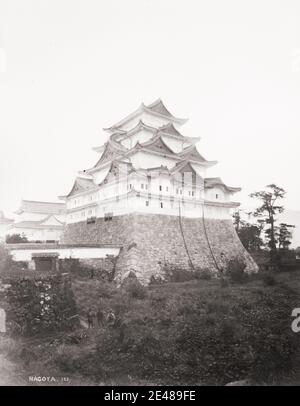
[[67, 273, 300, 385], [2, 271, 300, 386]]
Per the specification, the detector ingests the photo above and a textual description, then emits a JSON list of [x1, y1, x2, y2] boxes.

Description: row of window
[[72, 184, 208, 209], [135, 183, 197, 196], [70, 191, 221, 218]]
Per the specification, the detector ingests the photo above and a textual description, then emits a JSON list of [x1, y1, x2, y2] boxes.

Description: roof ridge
[[21, 199, 65, 206]]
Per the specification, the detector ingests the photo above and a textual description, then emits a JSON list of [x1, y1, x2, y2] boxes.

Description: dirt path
[[0, 351, 25, 386]]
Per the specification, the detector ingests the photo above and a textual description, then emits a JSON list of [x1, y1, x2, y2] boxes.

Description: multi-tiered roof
[[62, 99, 240, 211]]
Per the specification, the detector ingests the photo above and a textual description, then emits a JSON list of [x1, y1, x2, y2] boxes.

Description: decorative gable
[[67, 177, 95, 197]]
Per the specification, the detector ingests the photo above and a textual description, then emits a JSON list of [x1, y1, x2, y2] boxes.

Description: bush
[[262, 273, 277, 286], [20, 270, 300, 386], [164, 265, 194, 282], [194, 268, 213, 280], [4, 274, 78, 336], [125, 279, 148, 300], [0, 243, 12, 275], [226, 258, 247, 283], [163, 263, 213, 282]]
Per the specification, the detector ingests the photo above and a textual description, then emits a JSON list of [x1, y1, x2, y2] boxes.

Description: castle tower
[[60, 99, 258, 283]]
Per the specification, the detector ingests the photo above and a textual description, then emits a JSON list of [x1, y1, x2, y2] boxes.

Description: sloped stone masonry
[[61, 213, 258, 284]]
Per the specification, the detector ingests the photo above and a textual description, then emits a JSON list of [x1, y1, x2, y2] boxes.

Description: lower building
[[7, 200, 66, 243], [0, 211, 14, 241]]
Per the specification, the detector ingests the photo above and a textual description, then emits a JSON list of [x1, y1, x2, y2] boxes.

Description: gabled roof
[[103, 98, 188, 132], [93, 140, 126, 168], [65, 176, 96, 198], [178, 145, 206, 161], [40, 214, 65, 226], [110, 120, 157, 145], [204, 177, 241, 193], [98, 160, 133, 186], [178, 145, 217, 166], [15, 200, 66, 215], [137, 134, 176, 155], [145, 99, 178, 119], [158, 122, 184, 138], [10, 215, 65, 230], [171, 160, 193, 173]]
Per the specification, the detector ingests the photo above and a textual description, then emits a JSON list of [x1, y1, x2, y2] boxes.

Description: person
[[87, 308, 94, 329], [96, 307, 104, 328], [106, 310, 116, 326]]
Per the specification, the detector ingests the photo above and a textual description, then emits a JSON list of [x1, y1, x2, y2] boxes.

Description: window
[[166, 186, 169, 192], [180, 189, 182, 195], [104, 212, 113, 221], [160, 202, 163, 208], [192, 191, 195, 197], [87, 216, 96, 224], [159, 185, 162, 191], [146, 201, 149, 207], [145, 184, 148, 190], [141, 184, 144, 189], [216, 194, 219, 199]]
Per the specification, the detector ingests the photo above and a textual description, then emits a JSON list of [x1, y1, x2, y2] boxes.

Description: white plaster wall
[[203, 205, 231, 219], [204, 186, 230, 202], [120, 128, 155, 149], [10, 247, 121, 262], [130, 151, 176, 169], [8, 227, 62, 242]]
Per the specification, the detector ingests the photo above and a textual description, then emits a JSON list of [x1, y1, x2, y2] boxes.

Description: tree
[[5, 233, 28, 244], [238, 223, 264, 251], [278, 223, 295, 250], [232, 210, 242, 232], [250, 184, 286, 261], [233, 210, 264, 251]]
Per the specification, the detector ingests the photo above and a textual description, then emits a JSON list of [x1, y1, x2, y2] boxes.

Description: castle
[[60, 99, 258, 283]]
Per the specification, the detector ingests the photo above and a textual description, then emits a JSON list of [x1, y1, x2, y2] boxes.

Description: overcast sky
[[0, 0, 300, 219]]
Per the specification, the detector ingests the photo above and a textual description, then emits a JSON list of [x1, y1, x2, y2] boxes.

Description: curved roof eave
[[103, 100, 188, 132]]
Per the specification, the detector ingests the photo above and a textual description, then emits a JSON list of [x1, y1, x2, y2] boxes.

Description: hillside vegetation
[[2, 267, 300, 385]]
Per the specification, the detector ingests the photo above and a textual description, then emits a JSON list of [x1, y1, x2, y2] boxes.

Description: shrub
[[194, 268, 213, 280], [0, 243, 12, 275], [4, 275, 78, 336], [149, 274, 164, 285], [125, 279, 148, 300], [262, 273, 277, 286], [226, 258, 247, 283], [250, 332, 297, 383], [20, 269, 300, 386], [164, 266, 194, 282], [220, 276, 229, 288]]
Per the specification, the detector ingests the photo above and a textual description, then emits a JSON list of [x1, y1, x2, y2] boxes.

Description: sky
[[0, 1, 300, 228]]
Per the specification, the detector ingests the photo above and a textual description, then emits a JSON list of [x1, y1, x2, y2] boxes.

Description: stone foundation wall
[[61, 213, 258, 284]]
